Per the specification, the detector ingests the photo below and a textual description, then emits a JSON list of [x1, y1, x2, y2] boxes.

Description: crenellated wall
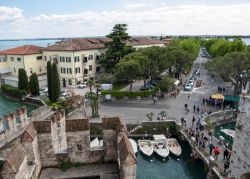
[[0, 107, 137, 179]]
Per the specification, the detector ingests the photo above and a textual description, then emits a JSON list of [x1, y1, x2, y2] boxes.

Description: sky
[[0, 0, 250, 39]]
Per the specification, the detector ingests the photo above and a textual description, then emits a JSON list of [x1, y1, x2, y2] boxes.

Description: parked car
[[78, 84, 87, 89], [184, 83, 192, 91], [140, 84, 153, 91]]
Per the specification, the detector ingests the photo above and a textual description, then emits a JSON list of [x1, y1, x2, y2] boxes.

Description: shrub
[[1, 84, 27, 97], [101, 87, 158, 99]]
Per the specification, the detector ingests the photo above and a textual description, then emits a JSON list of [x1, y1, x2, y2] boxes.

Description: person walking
[[209, 143, 215, 156], [193, 105, 196, 113], [214, 146, 220, 160], [197, 106, 200, 113], [223, 148, 229, 160], [192, 115, 195, 128], [188, 93, 190, 100]]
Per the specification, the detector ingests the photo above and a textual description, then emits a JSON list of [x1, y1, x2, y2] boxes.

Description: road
[[85, 54, 230, 125]]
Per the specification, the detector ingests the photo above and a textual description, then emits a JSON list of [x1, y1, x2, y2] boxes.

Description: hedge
[[101, 87, 158, 99], [1, 84, 27, 97]]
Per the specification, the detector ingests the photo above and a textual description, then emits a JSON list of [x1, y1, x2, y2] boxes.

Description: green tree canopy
[[206, 52, 250, 95], [115, 53, 143, 91], [29, 73, 39, 96], [102, 24, 135, 71], [18, 69, 29, 91], [158, 76, 174, 92]]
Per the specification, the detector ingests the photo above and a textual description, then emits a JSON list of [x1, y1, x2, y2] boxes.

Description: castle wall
[[15, 156, 29, 179], [228, 97, 250, 179]]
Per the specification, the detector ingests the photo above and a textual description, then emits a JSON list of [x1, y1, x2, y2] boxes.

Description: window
[[76, 144, 82, 151], [30, 68, 33, 74], [17, 58, 21, 62], [96, 55, 100, 60], [83, 57, 88, 63], [75, 67, 80, 74], [89, 65, 92, 71], [61, 68, 63, 73], [84, 69, 88, 75], [39, 66, 42, 72], [10, 57, 14, 62], [88, 55, 93, 60], [14, 68, 16, 73], [37, 56, 42, 60], [74, 56, 80, 62], [68, 79, 72, 85], [63, 68, 66, 73], [66, 68, 72, 74], [44, 56, 47, 61], [96, 66, 101, 73], [66, 57, 71, 63], [62, 57, 65, 62]]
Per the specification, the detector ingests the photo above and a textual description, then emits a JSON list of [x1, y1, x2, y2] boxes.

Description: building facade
[[0, 45, 47, 88], [0, 37, 164, 88]]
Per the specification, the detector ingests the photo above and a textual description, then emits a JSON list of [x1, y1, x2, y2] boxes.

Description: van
[[100, 84, 113, 90]]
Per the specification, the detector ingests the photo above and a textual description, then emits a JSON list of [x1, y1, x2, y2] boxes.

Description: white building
[[0, 45, 47, 88]]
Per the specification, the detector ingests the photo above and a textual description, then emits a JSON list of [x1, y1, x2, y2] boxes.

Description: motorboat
[[129, 138, 138, 154], [166, 138, 182, 157], [90, 137, 103, 149], [138, 140, 154, 157], [153, 135, 169, 158]]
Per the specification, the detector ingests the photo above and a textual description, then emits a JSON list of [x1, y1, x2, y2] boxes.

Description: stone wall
[[228, 97, 250, 179]]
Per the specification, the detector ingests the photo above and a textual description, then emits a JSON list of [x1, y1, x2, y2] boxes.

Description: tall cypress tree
[[51, 63, 60, 102], [18, 68, 29, 91], [29, 73, 39, 96], [47, 61, 52, 100]]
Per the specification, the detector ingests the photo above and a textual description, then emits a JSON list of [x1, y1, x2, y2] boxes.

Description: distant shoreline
[[0, 35, 250, 41]]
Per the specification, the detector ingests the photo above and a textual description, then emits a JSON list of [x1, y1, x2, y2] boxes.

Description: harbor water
[[0, 95, 36, 117], [136, 139, 208, 179]]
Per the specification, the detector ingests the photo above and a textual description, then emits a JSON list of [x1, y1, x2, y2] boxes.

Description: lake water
[[0, 39, 60, 50], [136, 139, 207, 179], [0, 38, 249, 51], [0, 95, 36, 117]]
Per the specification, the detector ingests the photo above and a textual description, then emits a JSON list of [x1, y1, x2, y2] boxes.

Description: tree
[[102, 24, 135, 71], [29, 73, 39, 96], [47, 61, 52, 100], [146, 112, 154, 121], [50, 63, 60, 102], [18, 69, 29, 91], [206, 52, 250, 96], [115, 54, 142, 91], [158, 76, 174, 92]]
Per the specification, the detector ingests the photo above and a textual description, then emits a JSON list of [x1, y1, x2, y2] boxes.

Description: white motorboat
[[129, 138, 138, 154], [138, 140, 154, 157], [221, 129, 235, 139], [153, 135, 169, 158], [90, 137, 103, 149], [166, 138, 182, 157]]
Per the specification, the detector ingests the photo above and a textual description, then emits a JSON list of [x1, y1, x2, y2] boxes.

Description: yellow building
[[43, 37, 164, 87], [0, 45, 47, 87]]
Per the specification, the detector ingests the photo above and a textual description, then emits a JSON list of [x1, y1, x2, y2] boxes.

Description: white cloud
[[0, 3, 250, 39], [0, 6, 22, 22]]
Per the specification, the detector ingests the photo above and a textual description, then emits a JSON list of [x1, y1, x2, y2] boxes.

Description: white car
[[78, 84, 87, 89], [184, 84, 192, 91]]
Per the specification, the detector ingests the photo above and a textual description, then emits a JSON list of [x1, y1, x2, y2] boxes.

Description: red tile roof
[[0, 45, 44, 55], [44, 37, 164, 51]]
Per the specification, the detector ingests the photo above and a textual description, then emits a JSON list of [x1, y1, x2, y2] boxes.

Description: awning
[[174, 80, 180, 86], [224, 95, 240, 103], [211, 94, 224, 100]]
